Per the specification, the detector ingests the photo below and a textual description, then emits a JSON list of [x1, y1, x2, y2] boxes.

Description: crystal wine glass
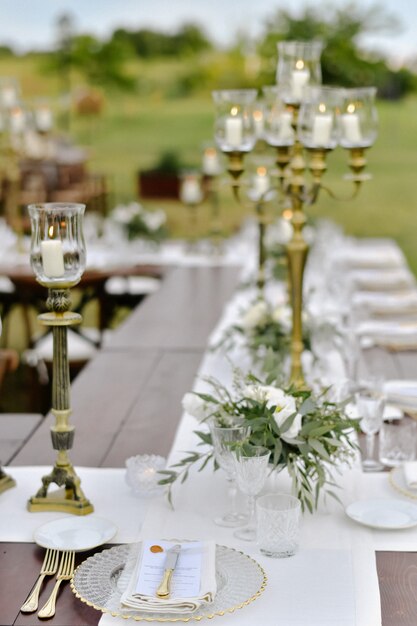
[[233, 445, 271, 541], [209, 419, 251, 527], [356, 380, 385, 471]]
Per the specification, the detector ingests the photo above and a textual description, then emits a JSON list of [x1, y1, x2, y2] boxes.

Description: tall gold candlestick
[[27, 202, 93, 514]]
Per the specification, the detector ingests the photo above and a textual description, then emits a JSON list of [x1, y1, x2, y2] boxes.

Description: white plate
[[383, 380, 417, 410], [34, 516, 117, 552], [345, 499, 417, 529]]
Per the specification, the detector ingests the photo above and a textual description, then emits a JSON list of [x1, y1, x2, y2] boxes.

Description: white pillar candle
[[291, 68, 310, 101], [278, 111, 294, 141], [202, 149, 220, 176], [41, 240, 65, 277], [342, 113, 362, 144], [225, 115, 243, 148], [253, 168, 270, 197], [311, 113, 333, 146], [180, 177, 202, 205], [253, 109, 264, 138], [9, 107, 25, 134]]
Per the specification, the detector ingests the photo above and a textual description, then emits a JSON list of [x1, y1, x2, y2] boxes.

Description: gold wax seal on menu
[[150, 544, 164, 553]]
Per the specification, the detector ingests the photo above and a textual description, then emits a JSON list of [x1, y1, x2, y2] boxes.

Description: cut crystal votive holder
[[256, 493, 301, 558]]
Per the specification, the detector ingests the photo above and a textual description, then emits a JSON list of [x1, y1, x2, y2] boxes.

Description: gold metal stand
[[27, 288, 93, 514], [0, 467, 16, 493]]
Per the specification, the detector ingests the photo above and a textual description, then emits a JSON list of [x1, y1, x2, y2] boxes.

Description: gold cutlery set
[[20, 548, 75, 619]]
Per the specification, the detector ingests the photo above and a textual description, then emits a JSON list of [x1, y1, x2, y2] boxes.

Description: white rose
[[264, 385, 302, 438], [271, 305, 292, 331], [244, 384, 269, 403], [240, 301, 269, 330], [182, 392, 211, 422]]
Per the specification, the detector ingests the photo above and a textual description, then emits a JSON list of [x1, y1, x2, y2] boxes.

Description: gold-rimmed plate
[[389, 466, 417, 501], [71, 543, 267, 622]]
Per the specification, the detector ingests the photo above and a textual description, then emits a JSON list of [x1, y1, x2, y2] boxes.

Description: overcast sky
[[1, 0, 416, 64]]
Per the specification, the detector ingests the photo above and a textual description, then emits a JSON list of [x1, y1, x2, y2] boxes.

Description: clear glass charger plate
[[389, 466, 417, 501], [71, 543, 267, 622]]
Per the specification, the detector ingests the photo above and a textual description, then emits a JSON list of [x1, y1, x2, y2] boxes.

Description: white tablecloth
[[4, 233, 416, 626]]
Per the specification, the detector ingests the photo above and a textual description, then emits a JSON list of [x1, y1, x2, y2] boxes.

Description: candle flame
[[318, 103, 326, 114], [231, 106, 239, 116], [347, 103, 356, 114], [48, 225, 54, 238], [253, 109, 263, 121], [205, 147, 216, 156], [282, 209, 293, 221], [295, 59, 305, 70], [257, 166, 267, 177]]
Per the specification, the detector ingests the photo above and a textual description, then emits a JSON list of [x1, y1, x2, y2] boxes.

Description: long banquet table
[[2, 233, 417, 625]]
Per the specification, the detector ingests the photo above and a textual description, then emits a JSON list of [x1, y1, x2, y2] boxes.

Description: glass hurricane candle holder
[[338, 87, 378, 149], [298, 86, 342, 150], [29, 203, 86, 289], [276, 40, 323, 105], [262, 86, 295, 148], [0, 76, 20, 109], [212, 89, 258, 153]]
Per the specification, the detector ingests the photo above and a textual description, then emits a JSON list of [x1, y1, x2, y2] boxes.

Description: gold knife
[[156, 544, 181, 598]]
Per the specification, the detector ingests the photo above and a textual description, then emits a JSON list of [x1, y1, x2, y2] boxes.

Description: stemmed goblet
[[356, 380, 385, 472], [233, 445, 271, 541], [209, 419, 251, 527]]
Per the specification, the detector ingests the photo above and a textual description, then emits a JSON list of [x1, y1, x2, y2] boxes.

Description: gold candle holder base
[[0, 468, 16, 494], [27, 462, 93, 515], [27, 288, 94, 515]]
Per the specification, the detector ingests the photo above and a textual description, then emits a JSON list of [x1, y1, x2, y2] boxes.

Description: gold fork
[[37, 551, 75, 619], [20, 548, 60, 613]]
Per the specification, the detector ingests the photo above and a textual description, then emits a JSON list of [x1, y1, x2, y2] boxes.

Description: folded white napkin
[[357, 322, 417, 349], [403, 462, 417, 489], [349, 268, 415, 292], [120, 540, 216, 614], [383, 381, 417, 408]]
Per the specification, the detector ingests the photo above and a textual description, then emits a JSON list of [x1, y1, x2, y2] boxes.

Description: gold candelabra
[[213, 44, 377, 386], [27, 202, 93, 514]]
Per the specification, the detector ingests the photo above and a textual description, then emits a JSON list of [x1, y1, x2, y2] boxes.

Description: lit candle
[[9, 106, 25, 133], [277, 111, 294, 141], [342, 106, 362, 144], [41, 228, 65, 277], [291, 60, 310, 101], [225, 107, 243, 148], [253, 166, 270, 197], [180, 176, 203, 205], [202, 148, 220, 176], [253, 109, 264, 138], [311, 109, 333, 146]]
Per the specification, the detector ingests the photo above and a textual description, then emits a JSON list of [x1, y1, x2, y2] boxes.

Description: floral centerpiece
[[111, 202, 168, 242], [159, 372, 359, 512], [214, 298, 311, 379]]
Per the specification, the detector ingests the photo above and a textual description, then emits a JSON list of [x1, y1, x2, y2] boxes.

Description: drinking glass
[[256, 493, 301, 558], [356, 381, 385, 471], [233, 446, 271, 541], [379, 419, 416, 467], [209, 419, 251, 527]]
